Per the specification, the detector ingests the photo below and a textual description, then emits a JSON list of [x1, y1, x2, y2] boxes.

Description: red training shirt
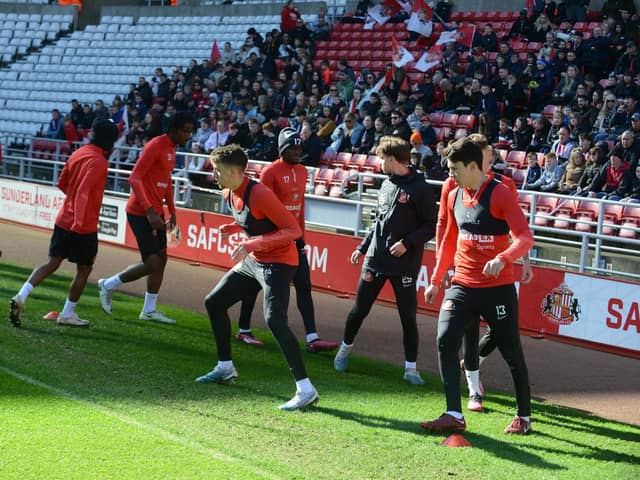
[[55, 143, 109, 234], [432, 180, 533, 288], [126, 134, 177, 217], [222, 176, 301, 266], [260, 158, 307, 239]]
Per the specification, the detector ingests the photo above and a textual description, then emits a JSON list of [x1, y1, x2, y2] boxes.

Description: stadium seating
[[618, 205, 640, 239], [574, 200, 600, 233]]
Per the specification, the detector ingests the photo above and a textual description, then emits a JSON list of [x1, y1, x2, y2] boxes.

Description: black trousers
[[343, 269, 419, 363], [437, 284, 531, 416], [463, 320, 497, 371], [204, 256, 307, 380], [238, 246, 317, 336]]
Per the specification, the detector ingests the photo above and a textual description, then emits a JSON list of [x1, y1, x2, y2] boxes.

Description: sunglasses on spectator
[[391, 116, 399, 119], [330, 89, 338, 92]]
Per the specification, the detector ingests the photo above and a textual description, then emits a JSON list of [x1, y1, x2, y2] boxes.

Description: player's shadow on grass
[[488, 394, 640, 443], [531, 430, 640, 466], [315, 405, 564, 472]]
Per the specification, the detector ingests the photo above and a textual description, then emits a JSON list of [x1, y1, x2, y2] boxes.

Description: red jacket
[[55, 143, 109, 234], [260, 158, 307, 239], [281, 5, 301, 32], [126, 134, 177, 217]]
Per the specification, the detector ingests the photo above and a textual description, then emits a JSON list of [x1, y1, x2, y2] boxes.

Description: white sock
[[239, 328, 253, 334], [104, 274, 123, 291], [217, 360, 234, 370], [295, 377, 314, 393], [465, 369, 481, 396], [306, 332, 319, 343], [17, 282, 34, 304], [60, 299, 77, 317], [142, 292, 158, 313], [519, 416, 530, 422], [446, 410, 464, 420], [405, 361, 417, 371], [340, 341, 353, 350]]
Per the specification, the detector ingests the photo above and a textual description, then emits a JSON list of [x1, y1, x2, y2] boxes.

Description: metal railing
[[2, 144, 639, 281]]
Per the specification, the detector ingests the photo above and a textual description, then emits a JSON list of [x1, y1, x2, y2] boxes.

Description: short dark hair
[[445, 138, 483, 169], [167, 111, 195, 134], [210, 143, 248, 170]]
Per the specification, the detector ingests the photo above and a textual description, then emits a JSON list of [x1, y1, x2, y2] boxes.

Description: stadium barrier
[[1, 176, 638, 360]]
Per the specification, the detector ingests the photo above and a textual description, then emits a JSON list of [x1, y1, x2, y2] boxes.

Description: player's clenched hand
[[350, 250, 363, 264], [389, 240, 407, 257], [521, 259, 534, 284], [146, 210, 165, 236], [482, 258, 505, 277]]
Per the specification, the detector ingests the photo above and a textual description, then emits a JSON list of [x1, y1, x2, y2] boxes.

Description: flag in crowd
[[210, 39, 220, 64], [407, 0, 434, 38], [415, 47, 443, 72], [391, 36, 415, 68]]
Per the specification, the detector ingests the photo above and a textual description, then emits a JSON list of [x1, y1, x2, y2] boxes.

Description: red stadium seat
[[247, 161, 263, 179], [485, 11, 500, 21], [552, 199, 578, 230], [456, 114, 476, 130], [533, 195, 558, 226], [319, 150, 336, 168], [518, 192, 532, 213], [506, 150, 526, 169], [332, 152, 351, 169], [618, 205, 640, 239], [314, 167, 333, 187], [440, 113, 458, 127], [330, 167, 350, 186], [542, 104, 558, 120], [348, 153, 368, 171], [362, 155, 381, 173], [511, 168, 526, 187], [574, 200, 601, 232], [602, 203, 624, 236]]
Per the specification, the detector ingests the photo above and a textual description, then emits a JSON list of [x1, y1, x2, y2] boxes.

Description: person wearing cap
[[98, 112, 195, 325], [9, 119, 120, 328], [195, 143, 319, 411], [334, 136, 437, 385], [630, 113, 640, 138], [589, 145, 631, 199], [614, 41, 640, 76], [232, 127, 339, 352], [409, 130, 433, 159]]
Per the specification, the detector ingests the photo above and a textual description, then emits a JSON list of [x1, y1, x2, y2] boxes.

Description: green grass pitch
[[1, 262, 638, 480]]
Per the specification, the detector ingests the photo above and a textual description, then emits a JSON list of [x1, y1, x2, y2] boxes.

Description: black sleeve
[[404, 181, 437, 249]]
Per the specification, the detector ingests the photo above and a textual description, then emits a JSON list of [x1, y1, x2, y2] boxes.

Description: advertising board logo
[[541, 283, 581, 325]]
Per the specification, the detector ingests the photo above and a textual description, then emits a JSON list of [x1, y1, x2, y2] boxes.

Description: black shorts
[[48, 225, 98, 266], [127, 213, 167, 260]]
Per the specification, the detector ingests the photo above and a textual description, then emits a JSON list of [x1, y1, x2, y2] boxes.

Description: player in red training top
[[435, 135, 533, 413], [422, 138, 534, 435], [195, 144, 318, 411], [9, 119, 119, 327], [233, 128, 339, 353], [98, 112, 194, 324]]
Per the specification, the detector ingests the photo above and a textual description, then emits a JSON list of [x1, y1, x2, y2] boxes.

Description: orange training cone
[[43, 311, 59, 320], [441, 434, 471, 447]]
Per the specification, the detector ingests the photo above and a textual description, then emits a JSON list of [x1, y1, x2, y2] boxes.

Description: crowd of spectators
[[35, 0, 640, 202]]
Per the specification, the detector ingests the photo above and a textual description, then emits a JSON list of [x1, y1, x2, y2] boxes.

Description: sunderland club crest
[[541, 283, 580, 325]]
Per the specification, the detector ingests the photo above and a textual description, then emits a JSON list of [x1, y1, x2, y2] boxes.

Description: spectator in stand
[[478, 113, 498, 145], [69, 99, 84, 128], [226, 121, 248, 148], [529, 59, 554, 111], [328, 112, 363, 153], [509, 9, 531, 39], [609, 96, 640, 137], [474, 83, 500, 120], [352, 115, 376, 155], [390, 110, 412, 142], [409, 131, 433, 159], [528, 152, 565, 192], [559, 148, 586, 193], [419, 115, 436, 147], [530, 13, 552, 42], [281, 1, 301, 34], [310, 9, 331, 41], [522, 151, 543, 189], [371, 115, 391, 153], [179, 142, 208, 188], [565, 0, 588, 22], [614, 41, 640, 76], [513, 116, 533, 150], [300, 123, 322, 166], [204, 119, 230, 153], [615, 71, 640, 100], [220, 42, 238, 66], [62, 115, 80, 145], [589, 146, 630, 198], [474, 24, 498, 53], [593, 94, 618, 138], [617, 129, 640, 166], [551, 64, 581, 106], [576, 146, 604, 195], [336, 70, 355, 104], [137, 77, 153, 108], [494, 118, 514, 150], [44, 109, 64, 139], [618, 164, 640, 201], [551, 126, 577, 164], [529, 116, 550, 152]]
